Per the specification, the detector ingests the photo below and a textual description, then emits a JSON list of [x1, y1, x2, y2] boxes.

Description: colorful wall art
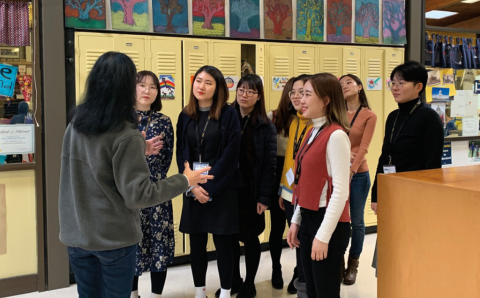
[[159, 75, 175, 99], [230, 0, 260, 38], [153, 0, 189, 34], [192, 0, 225, 37], [297, 0, 324, 41], [327, 0, 352, 43], [264, 0, 292, 40], [65, 0, 106, 29], [383, 0, 406, 44], [355, 0, 379, 44], [111, 0, 149, 32]]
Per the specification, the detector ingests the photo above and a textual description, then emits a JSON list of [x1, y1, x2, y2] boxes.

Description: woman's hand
[[371, 202, 377, 215], [257, 203, 268, 215], [143, 131, 163, 156], [191, 186, 210, 204], [350, 152, 356, 164], [279, 196, 285, 211], [350, 170, 355, 181], [183, 161, 213, 186], [311, 238, 328, 261], [287, 223, 300, 249]]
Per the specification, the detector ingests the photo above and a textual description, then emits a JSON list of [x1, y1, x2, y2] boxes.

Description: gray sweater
[[59, 122, 188, 251]]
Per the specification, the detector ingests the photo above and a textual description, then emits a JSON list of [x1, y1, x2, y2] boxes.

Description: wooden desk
[[378, 165, 480, 298]]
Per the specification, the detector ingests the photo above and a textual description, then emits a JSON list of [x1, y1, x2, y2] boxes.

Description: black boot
[[237, 282, 257, 298], [287, 267, 298, 294], [271, 266, 284, 289]]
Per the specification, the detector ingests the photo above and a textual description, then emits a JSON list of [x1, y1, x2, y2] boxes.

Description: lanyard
[[140, 111, 152, 134], [388, 101, 421, 165], [196, 116, 211, 162], [294, 124, 326, 185], [348, 105, 363, 133], [241, 113, 251, 135], [293, 118, 308, 160]]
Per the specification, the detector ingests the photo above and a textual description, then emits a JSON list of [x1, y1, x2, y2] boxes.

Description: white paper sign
[[0, 124, 35, 154], [366, 77, 382, 91], [452, 90, 478, 117], [224, 76, 239, 91], [462, 117, 479, 137]]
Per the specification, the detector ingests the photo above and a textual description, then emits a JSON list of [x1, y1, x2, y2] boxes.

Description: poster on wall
[[230, 0, 260, 38], [468, 140, 480, 163], [265, 0, 292, 40], [192, 0, 226, 37], [326, 0, 352, 43], [366, 77, 382, 91], [153, 0, 189, 34], [0, 124, 35, 154], [65, 0, 106, 29], [382, 0, 406, 45], [0, 184, 5, 255], [442, 142, 452, 167], [225, 76, 239, 91], [355, 0, 379, 44], [272, 77, 290, 91], [0, 64, 18, 97], [431, 102, 446, 125], [159, 75, 175, 99], [111, 0, 149, 32], [296, 0, 323, 41]]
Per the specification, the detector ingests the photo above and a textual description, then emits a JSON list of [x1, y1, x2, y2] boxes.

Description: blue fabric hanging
[[425, 33, 436, 67]]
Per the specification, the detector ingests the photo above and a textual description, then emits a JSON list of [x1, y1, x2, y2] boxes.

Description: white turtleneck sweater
[[291, 116, 351, 244]]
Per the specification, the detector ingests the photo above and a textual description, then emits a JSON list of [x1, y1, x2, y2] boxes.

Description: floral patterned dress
[[135, 110, 175, 275]]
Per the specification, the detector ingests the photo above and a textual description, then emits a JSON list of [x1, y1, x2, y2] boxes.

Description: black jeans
[[285, 199, 305, 283], [269, 156, 287, 271], [299, 208, 350, 298]]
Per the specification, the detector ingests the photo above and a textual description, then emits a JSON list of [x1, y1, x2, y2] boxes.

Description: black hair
[[339, 74, 371, 109], [73, 52, 138, 135], [232, 74, 269, 126], [289, 74, 310, 114], [390, 60, 428, 96], [136, 70, 162, 111]]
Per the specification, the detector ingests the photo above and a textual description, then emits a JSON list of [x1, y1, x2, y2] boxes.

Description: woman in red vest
[[287, 73, 351, 298]]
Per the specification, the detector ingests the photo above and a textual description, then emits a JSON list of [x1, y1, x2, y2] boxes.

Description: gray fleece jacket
[[59, 122, 188, 251]]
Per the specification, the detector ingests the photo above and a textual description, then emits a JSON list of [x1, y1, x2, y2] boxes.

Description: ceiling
[[426, 0, 480, 28]]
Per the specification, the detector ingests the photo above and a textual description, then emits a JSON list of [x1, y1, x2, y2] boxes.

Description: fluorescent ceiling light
[[425, 10, 458, 19], [461, 0, 480, 3]]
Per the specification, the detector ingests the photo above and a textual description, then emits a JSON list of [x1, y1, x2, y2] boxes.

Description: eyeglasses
[[237, 88, 258, 97], [288, 90, 304, 98], [137, 83, 158, 92], [387, 81, 405, 90]]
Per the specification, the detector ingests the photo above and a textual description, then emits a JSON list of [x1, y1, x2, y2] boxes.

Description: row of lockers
[[74, 32, 404, 256]]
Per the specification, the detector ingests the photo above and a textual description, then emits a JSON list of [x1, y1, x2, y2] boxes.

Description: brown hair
[[339, 74, 371, 109], [304, 73, 350, 132], [273, 77, 295, 137], [136, 70, 162, 111], [184, 65, 228, 120]]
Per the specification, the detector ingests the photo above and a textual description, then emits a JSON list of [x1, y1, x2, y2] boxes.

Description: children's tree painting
[[230, 0, 260, 38], [383, 0, 406, 44], [355, 0, 379, 44], [296, 0, 323, 41], [192, 0, 225, 36], [265, 0, 292, 40], [111, 0, 149, 31], [327, 0, 352, 42], [153, 0, 188, 33], [65, 0, 106, 29]]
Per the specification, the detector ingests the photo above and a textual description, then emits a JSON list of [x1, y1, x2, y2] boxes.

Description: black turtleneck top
[[371, 98, 444, 202]]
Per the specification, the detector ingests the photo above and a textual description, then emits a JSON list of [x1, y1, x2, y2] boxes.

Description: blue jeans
[[68, 244, 136, 298], [349, 171, 371, 258]]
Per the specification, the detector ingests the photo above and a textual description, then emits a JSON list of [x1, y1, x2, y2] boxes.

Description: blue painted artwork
[[153, 0, 189, 34], [355, 0, 379, 44]]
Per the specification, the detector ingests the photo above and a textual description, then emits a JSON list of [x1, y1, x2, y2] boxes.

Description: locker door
[[113, 35, 147, 71], [293, 46, 315, 76], [362, 48, 385, 228], [384, 48, 405, 120], [212, 42, 241, 102], [183, 40, 209, 107], [256, 43, 266, 77], [268, 45, 294, 111], [318, 46, 342, 77], [149, 37, 185, 256], [75, 33, 114, 103], [343, 47, 362, 77]]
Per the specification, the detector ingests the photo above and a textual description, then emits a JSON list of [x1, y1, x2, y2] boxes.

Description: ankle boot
[[287, 267, 298, 294], [343, 255, 359, 285], [340, 257, 345, 283]]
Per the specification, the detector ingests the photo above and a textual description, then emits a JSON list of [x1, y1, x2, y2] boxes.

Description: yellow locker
[[293, 45, 316, 76], [384, 48, 404, 121], [256, 43, 265, 77], [183, 40, 209, 107], [267, 44, 294, 111], [75, 33, 114, 102], [318, 46, 342, 77], [212, 42, 241, 102], [113, 35, 147, 71], [343, 47, 362, 77]]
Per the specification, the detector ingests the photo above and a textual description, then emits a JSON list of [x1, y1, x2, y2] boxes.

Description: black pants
[[132, 270, 167, 294], [285, 199, 305, 283], [189, 233, 233, 290], [299, 208, 350, 298], [269, 156, 287, 271], [232, 235, 261, 285]]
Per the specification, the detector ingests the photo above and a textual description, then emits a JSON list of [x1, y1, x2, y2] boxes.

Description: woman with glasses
[[176, 65, 242, 298], [131, 71, 175, 298], [338, 74, 377, 285], [371, 61, 443, 272]]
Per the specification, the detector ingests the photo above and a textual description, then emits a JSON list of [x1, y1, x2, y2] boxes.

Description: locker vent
[[297, 57, 312, 74], [274, 57, 290, 76], [345, 58, 359, 76], [118, 51, 141, 69], [85, 50, 104, 74], [388, 60, 400, 74], [156, 52, 177, 73], [257, 55, 265, 76], [368, 59, 382, 77], [323, 58, 339, 76], [218, 55, 237, 75], [189, 53, 205, 75]]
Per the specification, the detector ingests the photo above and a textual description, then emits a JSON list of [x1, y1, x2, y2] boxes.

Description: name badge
[[383, 165, 397, 174], [286, 168, 295, 186], [193, 162, 210, 175]]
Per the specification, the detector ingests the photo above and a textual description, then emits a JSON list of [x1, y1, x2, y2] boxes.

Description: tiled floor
[[10, 234, 377, 298]]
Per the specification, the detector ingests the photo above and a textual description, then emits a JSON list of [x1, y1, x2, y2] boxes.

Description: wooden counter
[[377, 165, 480, 298]]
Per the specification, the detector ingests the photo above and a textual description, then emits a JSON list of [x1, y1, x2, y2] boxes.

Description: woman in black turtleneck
[[371, 61, 444, 213]]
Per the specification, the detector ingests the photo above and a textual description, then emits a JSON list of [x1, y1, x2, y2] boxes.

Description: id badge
[[286, 168, 295, 187], [383, 165, 397, 174], [193, 162, 209, 175]]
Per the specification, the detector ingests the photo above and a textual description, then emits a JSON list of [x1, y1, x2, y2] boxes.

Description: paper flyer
[[159, 75, 175, 100], [442, 142, 452, 166], [366, 77, 382, 91]]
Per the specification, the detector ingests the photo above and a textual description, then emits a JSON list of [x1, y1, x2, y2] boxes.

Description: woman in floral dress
[[131, 70, 175, 298]]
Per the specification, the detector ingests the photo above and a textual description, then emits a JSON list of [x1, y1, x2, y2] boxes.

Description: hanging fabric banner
[[0, 1, 31, 46]]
